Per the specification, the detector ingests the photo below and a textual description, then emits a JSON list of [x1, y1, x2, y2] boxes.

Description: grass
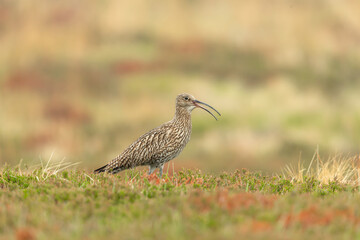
[[1, 158, 360, 240], [283, 151, 360, 186]]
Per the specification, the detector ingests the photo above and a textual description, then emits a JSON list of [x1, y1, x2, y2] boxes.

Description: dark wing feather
[[94, 164, 108, 173]]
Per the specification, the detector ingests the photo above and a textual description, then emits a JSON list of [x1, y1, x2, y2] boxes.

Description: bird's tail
[[94, 164, 108, 174]]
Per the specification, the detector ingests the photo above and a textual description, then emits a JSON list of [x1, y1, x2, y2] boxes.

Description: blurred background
[[1, 0, 360, 174]]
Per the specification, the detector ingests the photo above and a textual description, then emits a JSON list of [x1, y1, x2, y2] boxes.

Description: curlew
[[94, 93, 221, 177]]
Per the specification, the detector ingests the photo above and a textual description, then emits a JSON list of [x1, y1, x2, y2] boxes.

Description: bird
[[94, 93, 221, 177]]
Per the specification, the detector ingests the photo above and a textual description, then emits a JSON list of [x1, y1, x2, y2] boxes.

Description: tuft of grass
[[282, 149, 360, 186], [11, 152, 81, 183]]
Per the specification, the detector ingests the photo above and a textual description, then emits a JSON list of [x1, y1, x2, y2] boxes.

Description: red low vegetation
[[284, 205, 360, 229], [190, 190, 277, 213], [43, 100, 91, 124], [15, 228, 36, 240], [6, 71, 48, 92]]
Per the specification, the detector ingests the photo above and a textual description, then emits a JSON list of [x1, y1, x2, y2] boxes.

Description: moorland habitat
[[1, 1, 360, 239]]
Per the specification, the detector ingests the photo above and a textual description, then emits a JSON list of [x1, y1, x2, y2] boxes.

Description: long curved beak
[[193, 100, 221, 121]]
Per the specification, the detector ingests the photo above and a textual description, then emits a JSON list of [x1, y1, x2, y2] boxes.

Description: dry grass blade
[[41, 160, 81, 181], [84, 173, 96, 185], [16, 153, 82, 181], [282, 149, 360, 186]]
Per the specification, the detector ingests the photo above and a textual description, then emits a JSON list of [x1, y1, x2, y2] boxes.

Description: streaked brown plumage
[[94, 93, 220, 177]]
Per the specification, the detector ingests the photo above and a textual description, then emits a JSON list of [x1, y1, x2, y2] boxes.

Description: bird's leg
[[159, 164, 165, 178], [148, 165, 157, 175]]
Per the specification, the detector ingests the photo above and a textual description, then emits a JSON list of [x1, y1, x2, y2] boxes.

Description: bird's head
[[176, 93, 221, 120]]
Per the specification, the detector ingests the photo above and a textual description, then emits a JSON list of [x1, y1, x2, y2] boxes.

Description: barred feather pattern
[[104, 106, 192, 174]]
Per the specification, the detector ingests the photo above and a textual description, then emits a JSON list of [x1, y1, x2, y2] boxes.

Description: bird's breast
[[170, 122, 192, 147]]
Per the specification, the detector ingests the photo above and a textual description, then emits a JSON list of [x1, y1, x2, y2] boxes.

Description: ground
[[1, 168, 360, 240]]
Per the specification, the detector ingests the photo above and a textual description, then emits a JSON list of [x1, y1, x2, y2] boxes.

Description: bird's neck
[[173, 106, 192, 126]]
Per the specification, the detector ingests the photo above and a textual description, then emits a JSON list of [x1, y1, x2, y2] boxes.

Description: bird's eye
[[184, 97, 189, 101]]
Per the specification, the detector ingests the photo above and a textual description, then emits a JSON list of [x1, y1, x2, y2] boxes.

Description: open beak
[[193, 100, 221, 121]]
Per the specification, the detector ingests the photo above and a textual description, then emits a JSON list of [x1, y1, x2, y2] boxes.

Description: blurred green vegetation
[[1, 0, 360, 173], [0, 168, 360, 239]]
